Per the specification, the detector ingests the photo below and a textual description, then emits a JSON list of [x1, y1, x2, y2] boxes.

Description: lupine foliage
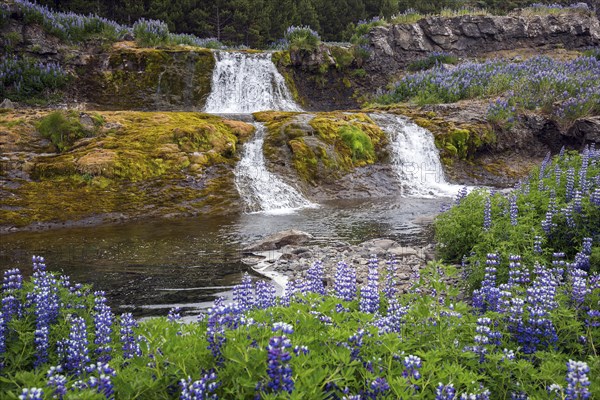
[[436, 147, 600, 290], [1, 243, 599, 399]]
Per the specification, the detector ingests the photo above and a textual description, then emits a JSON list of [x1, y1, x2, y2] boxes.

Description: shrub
[[284, 25, 321, 52], [132, 18, 169, 47], [339, 125, 375, 162], [37, 111, 98, 152], [435, 148, 600, 290], [0, 56, 70, 102], [407, 51, 459, 71]]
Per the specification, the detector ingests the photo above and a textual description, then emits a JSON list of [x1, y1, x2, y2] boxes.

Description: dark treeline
[[36, 0, 597, 47]]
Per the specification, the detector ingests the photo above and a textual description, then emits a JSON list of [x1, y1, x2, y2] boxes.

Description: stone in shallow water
[[243, 229, 314, 252]]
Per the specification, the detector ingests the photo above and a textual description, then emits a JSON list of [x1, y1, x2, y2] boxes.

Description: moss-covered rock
[[0, 110, 254, 231], [255, 111, 388, 185], [83, 45, 215, 110]]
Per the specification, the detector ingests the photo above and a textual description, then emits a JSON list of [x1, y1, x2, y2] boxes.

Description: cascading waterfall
[[204, 51, 302, 113], [370, 113, 460, 197], [235, 122, 315, 213]]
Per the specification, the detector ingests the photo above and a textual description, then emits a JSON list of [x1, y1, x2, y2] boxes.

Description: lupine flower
[[360, 257, 380, 314], [470, 317, 502, 363], [509, 194, 518, 226], [565, 360, 591, 400], [534, 236, 543, 254], [272, 322, 294, 335], [472, 254, 500, 312], [436, 383, 457, 400], [483, 196, 492, 231], [46, 366, 67, 399], [60, 315, 90, 375], [120, 313, 142, 360], [372, 297, 409, 335], [93, 291, 113, 363], [265, 335, 294, 394], [205, 302, 243, 363], [19, 388, 44, 400], [542, 191, 557, 234], [233, 273, 254, 311], [334, 261, 356, 302], [254, 280, 277, 309], [566, 167, 575, 201], [305, 261, 326, 295], [455, 187, 468, 205], [180, 371, 220, 400], [382, 257, 397, 299], [402, 355, 422, 390], [167, 306, 182, 322], [84, 362, 117, 398]]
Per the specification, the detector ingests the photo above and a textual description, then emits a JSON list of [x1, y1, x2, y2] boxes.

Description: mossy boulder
[[0, 110, 254, 230], [255, 111, 388, 185]]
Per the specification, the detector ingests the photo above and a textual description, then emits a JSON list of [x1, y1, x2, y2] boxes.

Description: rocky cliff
[[366, 11, 600, 80]]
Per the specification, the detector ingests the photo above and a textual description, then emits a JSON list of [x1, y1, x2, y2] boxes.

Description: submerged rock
[[243, 229, 314, 252]]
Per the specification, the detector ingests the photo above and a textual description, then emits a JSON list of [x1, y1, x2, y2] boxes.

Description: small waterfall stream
[[370, 113, 460, 197], [235, 122, 316, 213], [204, 51, 302, 113]]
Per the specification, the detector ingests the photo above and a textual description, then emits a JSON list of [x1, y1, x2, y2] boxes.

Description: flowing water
[[204, 51, 301, 113], [370, 113, 461, 197], [0, 197, 447, 318], [234, 122, 316, 213]]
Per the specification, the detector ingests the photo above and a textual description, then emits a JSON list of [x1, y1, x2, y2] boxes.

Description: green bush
[[284, 25, 321, 52], [37, 111, 99, 152], [435, 149, 600, 290], [339, 125, 375, 162]]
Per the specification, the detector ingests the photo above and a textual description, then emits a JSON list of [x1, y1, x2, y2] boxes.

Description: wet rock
[[388, 246, 418, 257], [359, 238, 398, 250], [243, 229, 314, 252]]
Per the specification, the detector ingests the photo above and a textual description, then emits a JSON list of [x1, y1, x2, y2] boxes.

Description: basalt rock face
[[366, 12, 600, 79]]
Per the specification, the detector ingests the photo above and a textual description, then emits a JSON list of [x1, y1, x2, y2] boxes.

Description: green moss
[[339, 125, 375, 164], [1, 110, 254, 228], [288, 138, 318, 184], [330, 46, 354, 70], [37, 111, 100, 152], [271, 52, 302, 105]]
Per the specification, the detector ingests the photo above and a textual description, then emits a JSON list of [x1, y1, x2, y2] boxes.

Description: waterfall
[[235, 123, 315, 213], [204, 51, 302, 113], [370, 113, 460, 197]]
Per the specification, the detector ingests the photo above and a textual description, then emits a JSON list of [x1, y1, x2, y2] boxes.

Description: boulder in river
[[243, 229, 314, 252]]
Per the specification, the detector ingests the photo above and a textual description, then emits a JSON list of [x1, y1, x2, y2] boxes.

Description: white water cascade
[[204, 51, 302, 113], [235, 123, 316, 214], [370, 113, 461, 197]]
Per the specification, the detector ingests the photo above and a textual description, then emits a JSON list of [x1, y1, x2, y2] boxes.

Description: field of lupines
[[6, 0, 223, 48], [1, 148, 600, 399], [0, 55, 69, 101], [377, 55, 600, 125], [436, 146, 600, 290]]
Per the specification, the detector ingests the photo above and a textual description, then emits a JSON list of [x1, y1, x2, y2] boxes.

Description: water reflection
[[0, 196, 446, 317]]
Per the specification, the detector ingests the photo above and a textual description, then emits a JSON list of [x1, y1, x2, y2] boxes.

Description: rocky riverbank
[[242, 230, 464, 298]]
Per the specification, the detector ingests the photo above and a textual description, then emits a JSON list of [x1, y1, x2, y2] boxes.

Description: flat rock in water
[[243, 229, 314, 252], [359, 238, 398, 250], [388, 246, 419, 257]]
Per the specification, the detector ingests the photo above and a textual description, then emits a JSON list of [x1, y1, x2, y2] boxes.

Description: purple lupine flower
[[542, 191, 557, 234], [0, 311, 6, 364], [167, 307, 182, 322], [436, 383, 457, 400], [459, 388, 491, 400], [305, 261, 326, 295], [232, 273, 254, 311], [360, 257, 380, 314], [382, 257, 397, 300], [455, 187, 468, 205], [582, 238, 593, 255], [93, 291, 113, 363], [565, 360, 591, 400], [569, 268, 589, 308], [293, 345, 309, 356], [120, 313, 142, 359], [180, 371, 220, 400], [61, 315, 90, 375], [563, 203, 575, 228], [554, 164, 562, 187], [534, 236, 543, 254], [84, 362, 117, 398], [265, 335, 294, 394], [272, 322, 294, 335], [471, 317, 502, 363], [334, 261, 356, 302], [579, 148, 589, 194], [585, 309, 600, 328], [402, 355, 422, 390], [366, 377, 390, 398], [372, 297, 409, 335], [509, 194, 518, 226], [346, 329, 366, 361], [254, 280, 276, 309], [46, 366, 67, 399], [565, 167, 575, 201], [2, 268, 23, 291], [483, 196, 492, 231], [472, 254, 500, 312], [18, 388, 44, 400], [205, 301, 243, 363]]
